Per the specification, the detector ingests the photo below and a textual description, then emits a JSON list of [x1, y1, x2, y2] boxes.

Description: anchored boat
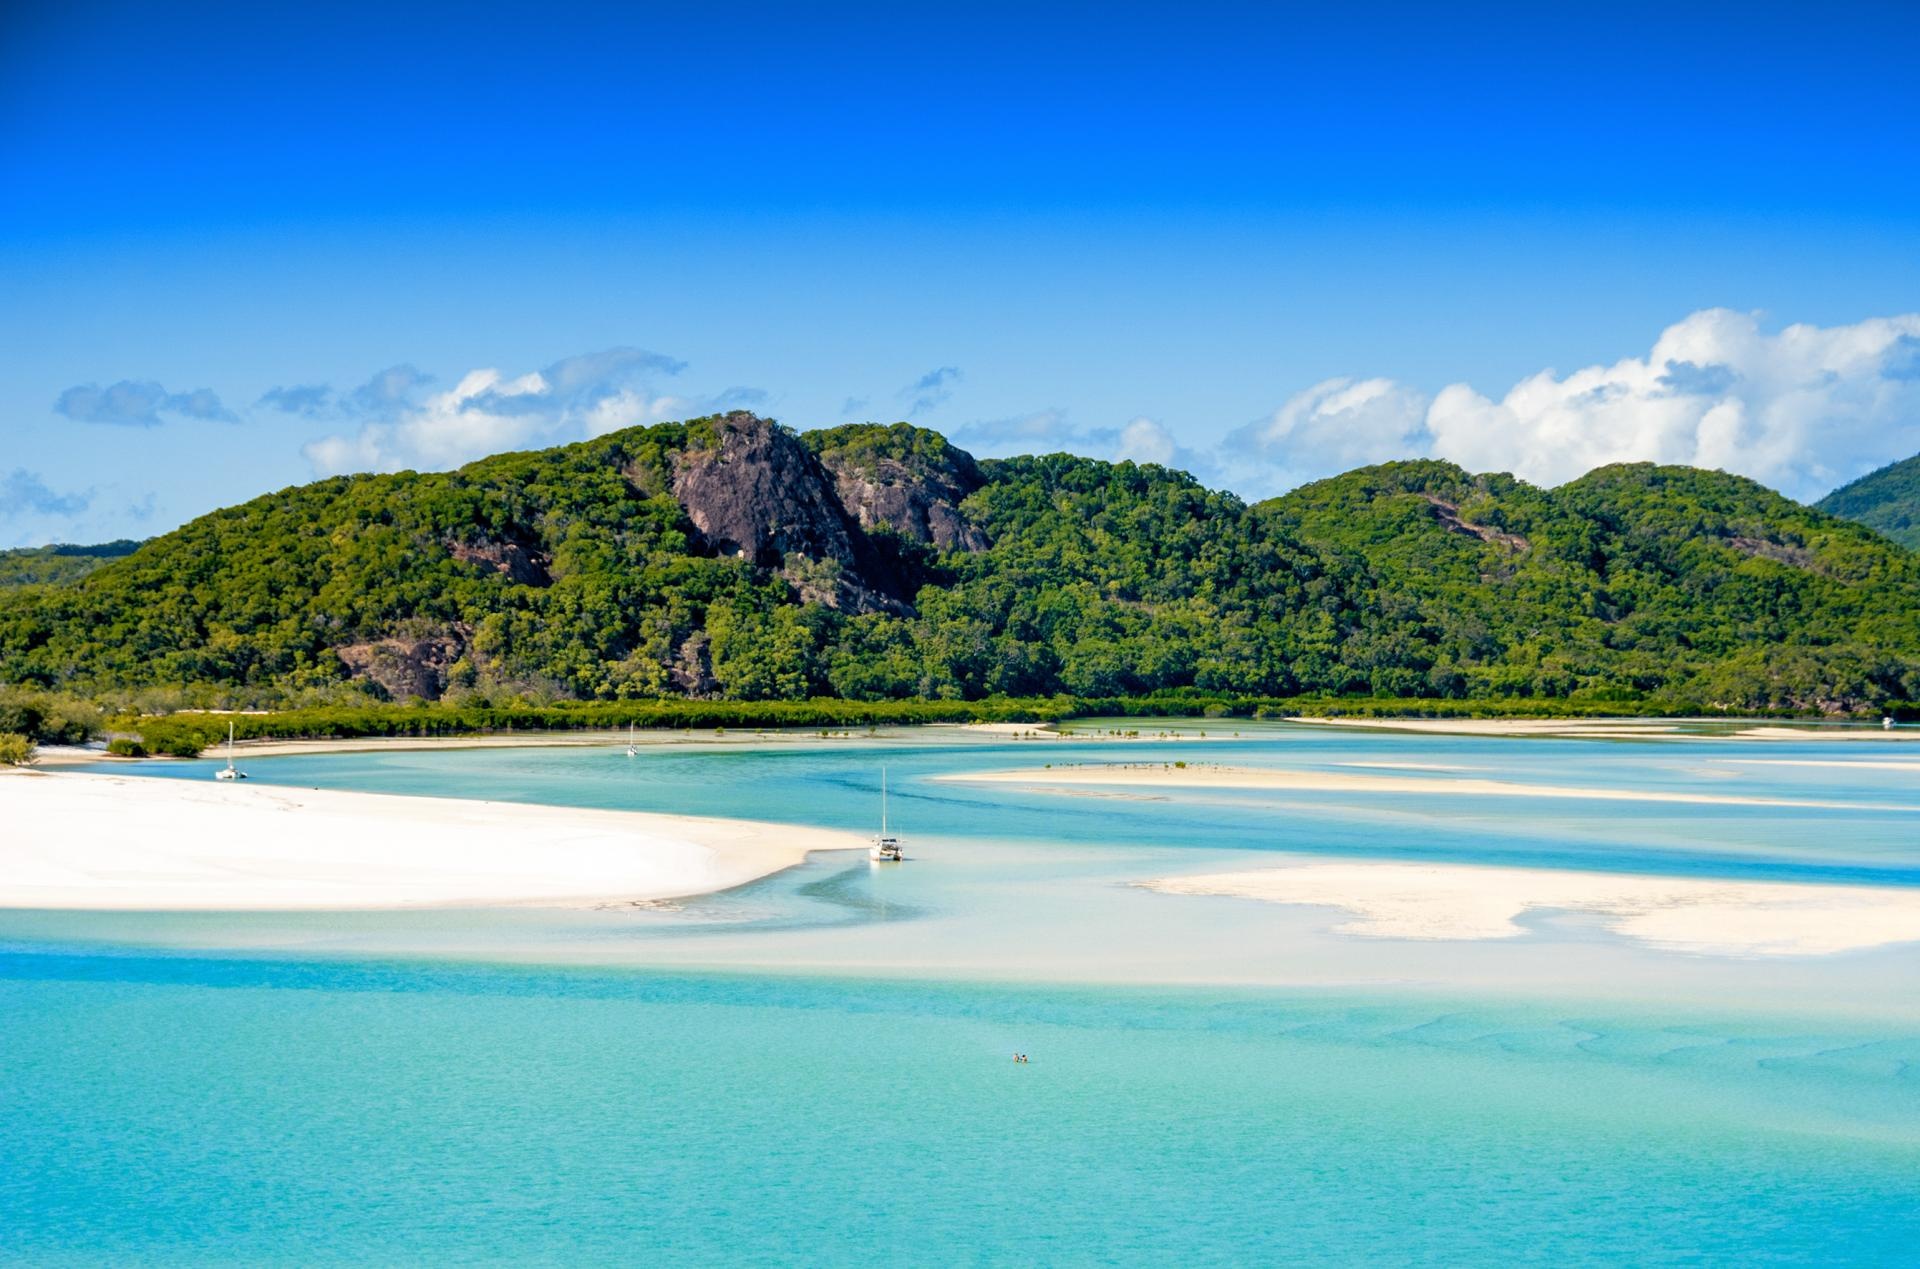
[[213, 721, 247, 781], [870, 766, 904, 862]]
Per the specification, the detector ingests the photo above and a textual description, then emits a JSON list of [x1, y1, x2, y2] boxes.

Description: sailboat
[[626, 722, 638, 757], [214, 721, 246, 780], [870, 766, 904, 861]]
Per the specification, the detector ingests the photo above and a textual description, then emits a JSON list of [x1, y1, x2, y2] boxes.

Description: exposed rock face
[[669, 631, 717, 696], [672, 413, 866, 568], [1422, 495, 1530, 552], [1725, 534, 1819, 571], [449, 536, 552, 587], [816, 444, 988, 552], [668, 413, 907, 612], [336, 629, 467, 700]]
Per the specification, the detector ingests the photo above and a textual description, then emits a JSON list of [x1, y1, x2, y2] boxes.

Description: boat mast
[[881, 766, 888, 837], [227, 722, 235, 772]]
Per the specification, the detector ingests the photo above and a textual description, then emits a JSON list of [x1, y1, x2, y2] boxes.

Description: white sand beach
[[1291, 717, 1915, 741], [0, 771, 864, 910], [1139, 859, 1920, 957], [1719, 758, 1920, 772], [1288, 717, 1687, 737], [944, 763, 1916, 811], [1731, 727, 1918, 742]]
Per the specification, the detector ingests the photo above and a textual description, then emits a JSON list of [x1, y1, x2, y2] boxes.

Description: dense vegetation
[[1818, 454, 1920, 550], [0, 540, 142, 588], [100, 697, 1072, 758], [3, 414, 1918, 744], [1268, 460, 1920, 712], [0, 685, 103, 745], [0, 687, 1705, 761]]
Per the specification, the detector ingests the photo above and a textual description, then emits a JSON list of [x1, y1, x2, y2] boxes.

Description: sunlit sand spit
[[1290, 717, 1688, 737], [1732, 728, 1920, 742], [944, 763, 1917, 811], [1291, 717, 1917, 741], [1139, 860, 1920, 956], [0, 770, 864, 909], [1719, 758, 1920, 772]]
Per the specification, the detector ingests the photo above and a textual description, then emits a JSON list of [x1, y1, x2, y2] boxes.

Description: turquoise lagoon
[[5, 724, 1919, 1263]]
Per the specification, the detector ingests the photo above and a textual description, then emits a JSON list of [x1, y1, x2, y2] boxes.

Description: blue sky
[[3, 0, 1919, 546]]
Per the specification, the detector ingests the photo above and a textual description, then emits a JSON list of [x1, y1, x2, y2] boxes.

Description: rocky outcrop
[[1725, 534, 1820, 571], [671, 414, 866, 569], [448, 536, 552, 587], [667, 413, 909, 612], [668, 631, 717, 696], [335, 628, 468, 700], [812, 434, 989, 552], [1422, 495, 1530, 552]]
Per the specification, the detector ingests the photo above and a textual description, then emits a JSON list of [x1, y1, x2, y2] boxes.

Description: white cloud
[[301, 347, 732, 475], [1115, 416, 1181, 466], [947, 409, 1207, 477], [0, 468, 91, 518], [305, 369, 546, 474], [260, 365, 438, 420], [54, 380, 236, 426], [583, 388, 684, 437], [279, 310, 1920, 498], [948, 408, 1080, 454], [1228, 309, 1920, 501], [900, 366, 961, 415], [1224, 377, 1432, 496], [1423, 309, 1920, 499]]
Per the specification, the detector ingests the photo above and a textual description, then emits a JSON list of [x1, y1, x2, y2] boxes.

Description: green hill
[[0, 540, 143, 588], [3, 413, 1918, 716], [1817, 453, 1920, 550]]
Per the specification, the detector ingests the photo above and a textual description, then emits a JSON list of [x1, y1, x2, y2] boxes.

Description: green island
[[1817, 452, 1920, 551], [3, 411, 1918, 756], [0, 540, 143, 590]]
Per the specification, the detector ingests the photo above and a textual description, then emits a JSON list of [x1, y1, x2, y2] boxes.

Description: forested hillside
[[1818, 453, 1920, 550], [0, 540, 142, 588], [3, 412, 1917, 716]]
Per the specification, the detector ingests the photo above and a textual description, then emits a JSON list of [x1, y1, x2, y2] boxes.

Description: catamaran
[[214, 721, 246, 780], [870, 766, 904, 861], [626, 722, 638, 757]]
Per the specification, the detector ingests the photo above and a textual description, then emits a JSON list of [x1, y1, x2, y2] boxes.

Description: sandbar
[[1731, 727, 1916, 742], [1287, 717, 1685, 737], [1292, 717, 1914, 741], [1139, 859, 1920, 957], [0, 770, 864, 910], [1718, 758, 1920, 772], [943, 763, 1915, 811]]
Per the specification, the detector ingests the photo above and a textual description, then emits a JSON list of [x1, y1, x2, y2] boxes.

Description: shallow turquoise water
[[4, 955, 1918, 1265], [92, 724, 1920, 886], [10, 725, 1920, 1263]]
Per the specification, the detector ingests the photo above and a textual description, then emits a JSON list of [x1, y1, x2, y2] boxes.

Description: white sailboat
[[870, 766, 904, 861], [626, 722, 638, 757], [214, 721, 246, 780]]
